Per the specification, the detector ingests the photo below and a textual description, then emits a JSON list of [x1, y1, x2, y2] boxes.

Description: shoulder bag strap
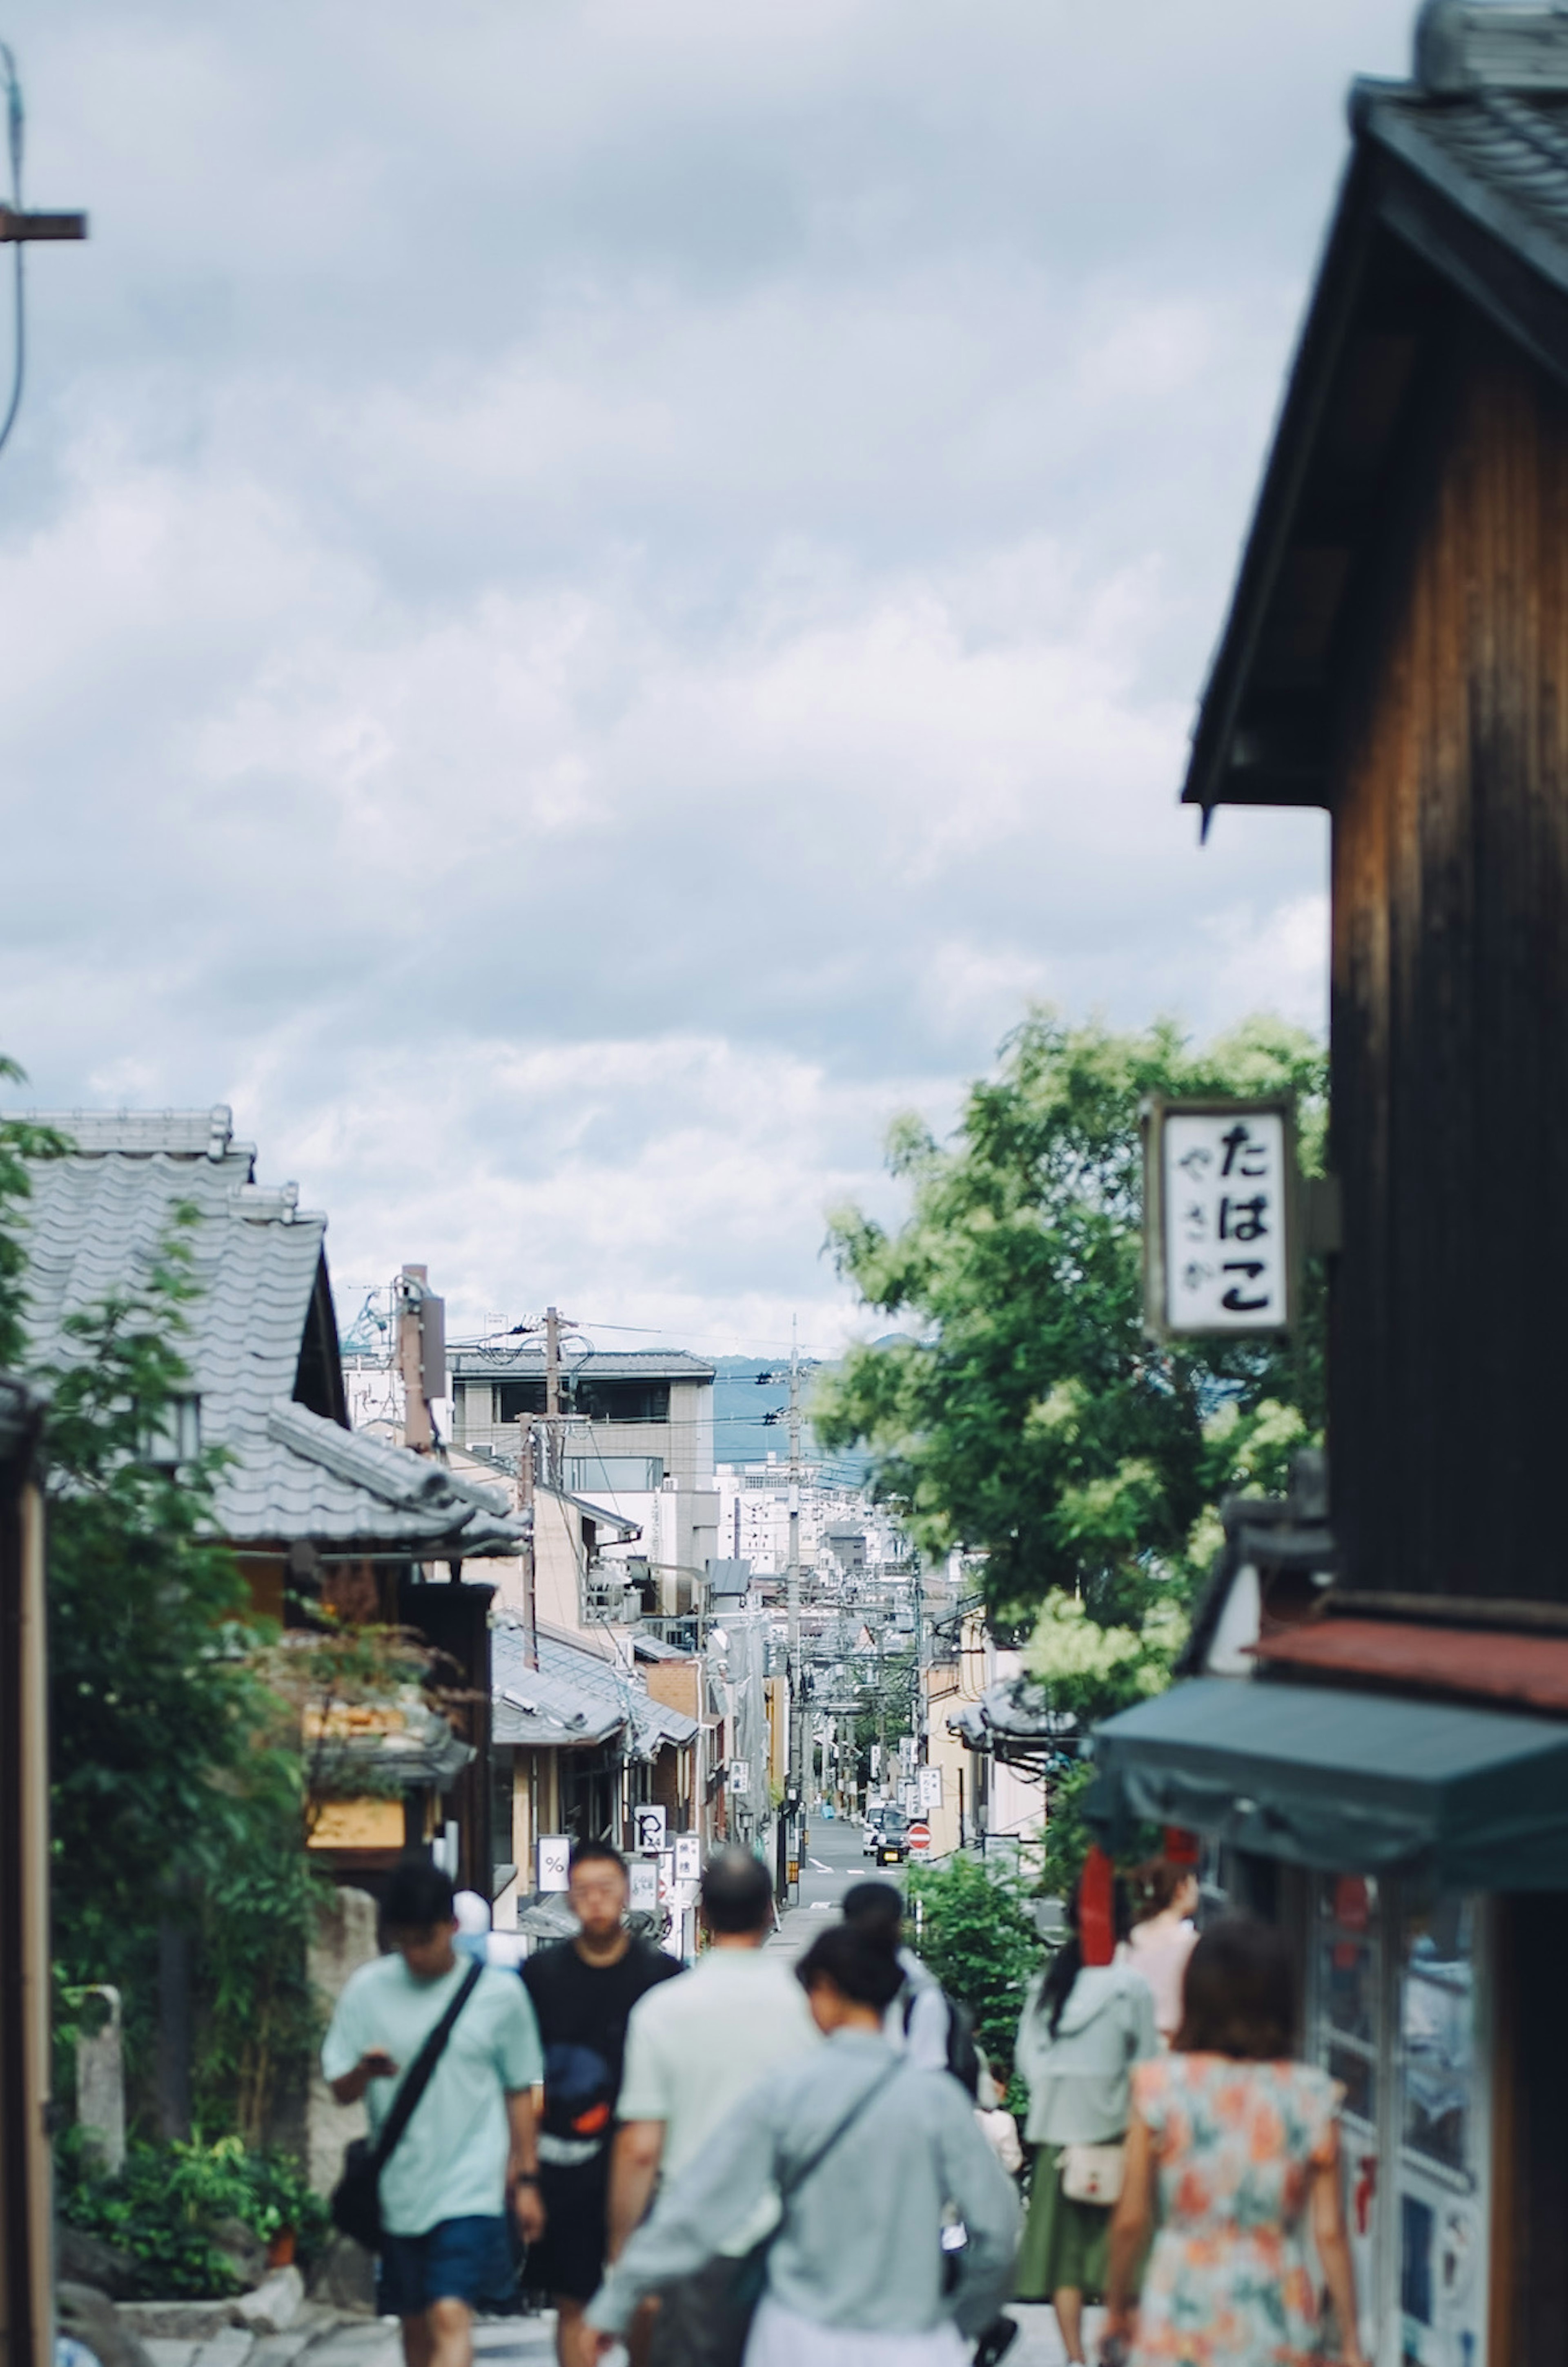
[[780, 2056, 904, 2206], [370, 1959, 485, 2175]]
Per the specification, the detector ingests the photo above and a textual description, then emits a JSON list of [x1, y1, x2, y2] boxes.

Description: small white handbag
[[1058, 2140, 1127, 2206]]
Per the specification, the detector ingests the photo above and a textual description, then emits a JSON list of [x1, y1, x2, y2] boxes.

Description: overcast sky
[[0, 0, 1416, 1355]]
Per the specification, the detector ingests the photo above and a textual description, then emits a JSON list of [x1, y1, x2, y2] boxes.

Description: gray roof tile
[[9, 1121, 525, 1555]]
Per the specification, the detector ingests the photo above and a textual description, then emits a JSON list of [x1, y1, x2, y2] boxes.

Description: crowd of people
[[322, 1841, 1367, 2367]]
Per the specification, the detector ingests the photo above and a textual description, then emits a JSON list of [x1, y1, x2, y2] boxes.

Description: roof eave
[[1189, 89, 1568, 823], [1183, 143, 1380, 821]]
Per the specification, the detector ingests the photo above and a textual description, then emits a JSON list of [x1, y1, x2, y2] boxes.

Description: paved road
[[767, 1804, 897, 1955]]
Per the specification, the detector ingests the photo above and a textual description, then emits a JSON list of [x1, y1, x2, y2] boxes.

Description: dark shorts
[[377, 2215, 514, 2318], [527, 2160, 609, 2305]]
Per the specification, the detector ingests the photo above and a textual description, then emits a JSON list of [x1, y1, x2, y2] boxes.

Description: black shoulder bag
[[330, 1960, 485, 2251]]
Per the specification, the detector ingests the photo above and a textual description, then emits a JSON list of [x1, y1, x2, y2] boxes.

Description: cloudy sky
[[0, 0, 1415, 1355]]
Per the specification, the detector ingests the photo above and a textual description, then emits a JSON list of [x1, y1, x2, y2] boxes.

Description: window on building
[[565, 1455, 665, 1492], [572, 1380, 671, 1422]]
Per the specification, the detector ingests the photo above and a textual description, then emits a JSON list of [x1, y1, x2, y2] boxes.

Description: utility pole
[[544, 1304, 564, 1490], [399, 1265, 432, 1452], [517, 1412, 538, 1669]]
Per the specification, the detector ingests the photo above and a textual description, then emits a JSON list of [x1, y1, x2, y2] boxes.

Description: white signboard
[[1149, 1102, 1293, 1336], [628, 1859, 659, 1914], [537, 1834, 570, 1894], [901, 1782, 920, 1816], [729, 1759, 750, 1796], [633, 1805, 667, 1854], [918, 1765, 943, 1811], [674, 1834, 701, 1883]]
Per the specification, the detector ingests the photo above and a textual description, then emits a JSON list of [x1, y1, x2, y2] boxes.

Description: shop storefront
[[1090, 1675, 1568, 2367]]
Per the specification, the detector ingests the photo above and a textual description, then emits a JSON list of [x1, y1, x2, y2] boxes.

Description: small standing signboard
[[1143, 1098, 1297, 1338]]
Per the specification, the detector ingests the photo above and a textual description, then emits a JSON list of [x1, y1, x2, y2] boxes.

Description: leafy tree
[[815, 1010, 1326, 1640], [0, 1062, 68, 1363], [904, 1852, 1042, 2084], [43, 1214, 311, 2111]]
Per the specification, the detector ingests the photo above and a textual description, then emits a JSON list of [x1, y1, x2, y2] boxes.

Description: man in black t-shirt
[[522, 1840, 681, 2365]]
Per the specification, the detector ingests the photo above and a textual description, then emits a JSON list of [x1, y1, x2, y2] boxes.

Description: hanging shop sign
[[537, 1834, 571, 1893], [1142, 1097, 1297, 1338]]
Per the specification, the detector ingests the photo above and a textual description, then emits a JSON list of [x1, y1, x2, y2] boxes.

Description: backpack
[[902, 1981, 982, 2098]]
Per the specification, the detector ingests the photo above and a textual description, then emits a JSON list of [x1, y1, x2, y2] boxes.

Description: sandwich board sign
[[1143, 1099, 1296, 1338], [537, 1834, 570, 1894], [633, 1805, 667, 1854]]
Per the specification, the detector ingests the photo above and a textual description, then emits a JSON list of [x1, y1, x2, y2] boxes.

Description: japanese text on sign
[[1161, 1108, 1289, 1333]]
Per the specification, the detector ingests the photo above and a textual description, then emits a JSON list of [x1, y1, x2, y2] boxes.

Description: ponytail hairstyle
[[1129, 1857, 1187, 1923], [1038, 1868, 1134, 2037]]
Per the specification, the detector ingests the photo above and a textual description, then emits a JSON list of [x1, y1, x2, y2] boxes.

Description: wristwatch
[[514, 2172, 541, 2186]]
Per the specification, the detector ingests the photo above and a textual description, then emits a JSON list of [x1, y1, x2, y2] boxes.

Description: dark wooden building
[[1091, 7, 1568, 2361]]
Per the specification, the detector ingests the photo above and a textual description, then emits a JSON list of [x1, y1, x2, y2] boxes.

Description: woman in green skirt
[[1014, 1876, 1158, 2364]]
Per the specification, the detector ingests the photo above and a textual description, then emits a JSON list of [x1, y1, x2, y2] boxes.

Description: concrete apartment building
[[450, 1346, 720, 1595]]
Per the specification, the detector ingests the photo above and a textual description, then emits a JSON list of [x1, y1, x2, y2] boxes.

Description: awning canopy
[[1088, 1677, 1568, 1891]]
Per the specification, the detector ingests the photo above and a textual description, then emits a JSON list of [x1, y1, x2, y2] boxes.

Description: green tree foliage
[[815, 1011, 1327, 1640], [904, 1853, 1043, 2083], [47, 1219, 269, 1979], [0, 1066, 69, 1365], [42, 1215, 332, 2136], [56, 2130, 328, 2297]]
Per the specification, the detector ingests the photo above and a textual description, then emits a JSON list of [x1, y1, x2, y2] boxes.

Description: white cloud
[[0, 0, 1402, 1340]]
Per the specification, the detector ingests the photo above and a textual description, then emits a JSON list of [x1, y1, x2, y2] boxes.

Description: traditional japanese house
[[1089, 8, 1568, 2360], [11, 1108, 527, 1897]]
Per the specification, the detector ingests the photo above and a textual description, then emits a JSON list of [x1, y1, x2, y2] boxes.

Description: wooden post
[[0, 1383, 50, 2367]]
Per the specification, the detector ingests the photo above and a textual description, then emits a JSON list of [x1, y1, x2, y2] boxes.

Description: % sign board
[[537, 1835, 571, 1894], [1143, 1099, 1297, 1339]]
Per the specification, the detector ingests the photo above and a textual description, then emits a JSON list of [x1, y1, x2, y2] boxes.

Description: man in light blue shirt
[[323, 1861, 545, 2367]]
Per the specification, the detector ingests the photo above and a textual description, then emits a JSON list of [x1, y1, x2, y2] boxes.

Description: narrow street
[[765, 1814, 1077, 2367]]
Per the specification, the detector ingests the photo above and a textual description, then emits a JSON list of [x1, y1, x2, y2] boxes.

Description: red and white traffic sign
[[908, 1821, 932, 1855]]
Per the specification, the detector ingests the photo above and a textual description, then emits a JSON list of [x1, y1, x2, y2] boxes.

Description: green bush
[[57, 2132, 329, 2298], [904, 1852, 1043, 2084]]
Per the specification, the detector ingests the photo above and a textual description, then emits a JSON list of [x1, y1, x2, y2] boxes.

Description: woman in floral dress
[[1105, 1918, 1366, 2367]]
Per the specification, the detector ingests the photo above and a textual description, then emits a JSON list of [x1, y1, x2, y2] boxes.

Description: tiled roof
[[18, 1104, 252, 1163], [9, 1118, 524, 1555], [492, 1617, 699, 1758], [1358, 82, 1568, 290]]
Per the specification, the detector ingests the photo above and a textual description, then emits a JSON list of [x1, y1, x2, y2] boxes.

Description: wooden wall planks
[[1331, 328, 1568, 1601]]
